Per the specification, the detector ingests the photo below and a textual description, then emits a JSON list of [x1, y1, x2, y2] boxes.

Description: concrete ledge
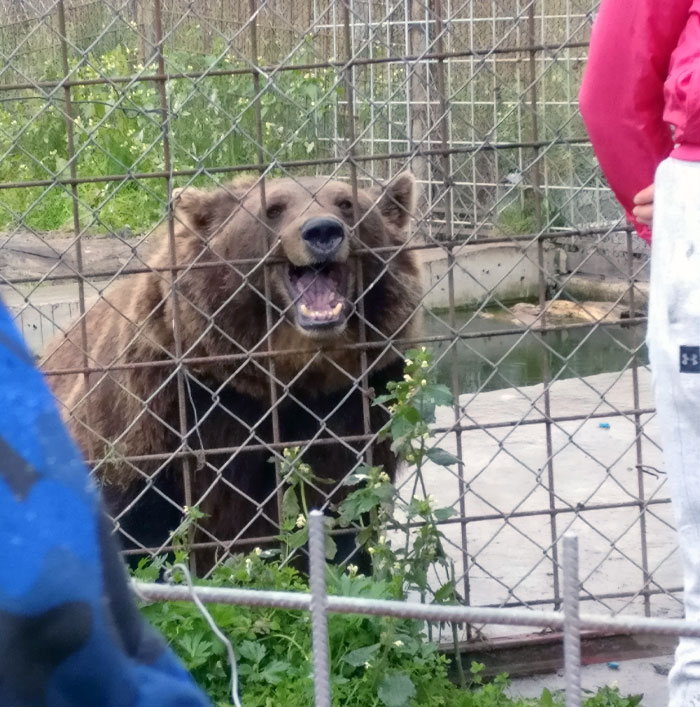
[[420, 242, 556, 310]]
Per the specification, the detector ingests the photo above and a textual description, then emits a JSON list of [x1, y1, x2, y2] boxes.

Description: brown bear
[[41, 172, 422, 571]]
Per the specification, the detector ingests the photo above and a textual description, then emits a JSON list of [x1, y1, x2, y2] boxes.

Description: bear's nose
[[300, 217, 345, 260]]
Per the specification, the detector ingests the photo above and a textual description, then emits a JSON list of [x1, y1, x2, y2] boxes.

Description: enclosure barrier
[[1, 0, 672, 665]]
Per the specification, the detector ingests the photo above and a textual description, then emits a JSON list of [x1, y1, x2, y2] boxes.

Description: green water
[[424, 310, 648, 395]]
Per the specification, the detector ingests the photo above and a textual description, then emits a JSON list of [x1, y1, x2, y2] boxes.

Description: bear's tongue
[[291, 266, 344, 322]]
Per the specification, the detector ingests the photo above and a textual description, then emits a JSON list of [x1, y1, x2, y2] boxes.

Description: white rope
[[165, 563, 243, 707]]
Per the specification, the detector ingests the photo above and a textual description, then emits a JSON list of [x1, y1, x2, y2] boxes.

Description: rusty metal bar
[[527, 0, 561, 610], [431, 0, 472, 626], [249, 0, 286, 535], [0, 139, 593, 191], [0, 224, 636, 288], [488, 584, 681, 611], [40, 315, 649, 378], [82, 404, 658, 465], [152, 0, 196, 571], [56, 0, 94, 460], [118, 496, 672, 558], [0, 41, 592, 94], [342, 0, 373, 469], [628, 230, 652, 616]]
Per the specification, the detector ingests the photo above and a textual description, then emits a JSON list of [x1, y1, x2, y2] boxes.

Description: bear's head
[[172, 173, 420, 348]]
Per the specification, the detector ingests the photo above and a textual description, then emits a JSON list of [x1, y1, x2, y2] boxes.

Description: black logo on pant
[[680, 346, 700, 373]]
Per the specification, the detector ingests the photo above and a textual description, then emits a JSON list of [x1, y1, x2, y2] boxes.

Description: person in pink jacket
[[580, 2, 700, 704]]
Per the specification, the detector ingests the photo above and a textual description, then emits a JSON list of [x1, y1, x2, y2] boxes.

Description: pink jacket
[[579, 0, 700, 242]]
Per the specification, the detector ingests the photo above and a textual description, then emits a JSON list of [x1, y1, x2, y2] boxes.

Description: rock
[[117, 226, 134, 239], [652, 662, 671, 676]]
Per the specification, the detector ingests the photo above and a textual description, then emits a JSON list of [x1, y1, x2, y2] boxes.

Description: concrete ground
[[509, 655, 672, 705], [408, 367, 679, 629], [400, 367, 681, 703]]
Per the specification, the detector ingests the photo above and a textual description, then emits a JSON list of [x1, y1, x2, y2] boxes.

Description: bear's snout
[[300, 217, 345, 261]]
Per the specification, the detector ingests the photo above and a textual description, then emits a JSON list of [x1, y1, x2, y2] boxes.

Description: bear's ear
[[173, 186, 215, 230], [370, 172, 416, 231], [172, 184, 240, 232]]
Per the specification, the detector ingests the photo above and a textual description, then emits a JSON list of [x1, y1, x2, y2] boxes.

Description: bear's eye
[[337, 199, 353, 213], [266, 203, 285, 219]]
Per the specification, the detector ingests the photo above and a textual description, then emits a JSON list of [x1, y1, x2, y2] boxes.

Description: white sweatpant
[[648, 157, 700, 707]]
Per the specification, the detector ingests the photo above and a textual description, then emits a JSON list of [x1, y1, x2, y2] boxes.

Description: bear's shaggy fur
[[42, 173, 422, 569]]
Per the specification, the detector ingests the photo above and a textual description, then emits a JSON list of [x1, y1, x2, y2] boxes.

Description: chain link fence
[[0, 0, 672, 655]]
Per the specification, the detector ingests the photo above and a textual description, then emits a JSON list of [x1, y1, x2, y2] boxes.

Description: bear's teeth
[[300, 302, 343, 320]]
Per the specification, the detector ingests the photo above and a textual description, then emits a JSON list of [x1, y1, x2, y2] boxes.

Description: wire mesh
[[0, 0, 673, 651]]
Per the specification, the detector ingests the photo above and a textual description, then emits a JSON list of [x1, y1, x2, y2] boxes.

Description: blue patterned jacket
[[0, 302, 210, 706]]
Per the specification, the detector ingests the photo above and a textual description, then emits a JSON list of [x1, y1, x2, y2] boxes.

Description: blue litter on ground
[[608, 661, 620, 670], [599, 422, 610, 429]]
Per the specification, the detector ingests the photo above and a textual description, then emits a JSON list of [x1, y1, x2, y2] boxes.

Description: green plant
[[277, 446, 336, 564], [581, 686, 643, 707], [133, 350, 645, 707], [336, 346, 459, 601], [1, 41, 340, 234], [494, 195, 565, 236]]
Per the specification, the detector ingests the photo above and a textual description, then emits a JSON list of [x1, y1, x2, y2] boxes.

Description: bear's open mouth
[[285, 263, 348, 329]]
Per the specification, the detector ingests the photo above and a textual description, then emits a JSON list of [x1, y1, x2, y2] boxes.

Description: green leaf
[[177, 632, 214, 668], [423, 383, 453, 406], [378, 673, 417, 707], [372, 392, 395, 406], [541, 688, 554, 707], [285, 526, 309, 552], [238, 639, 266, 664], [432, 580, 456, 604], [390, 414, 415, 444], [433, 506, 457, 521], [426, 447, 460, 466], [259, 659, 292, 685], [342, 642, 381, 667], [400, 405, 421, 424], [324, 531, 337, 560], [281, 486, 300, 524]]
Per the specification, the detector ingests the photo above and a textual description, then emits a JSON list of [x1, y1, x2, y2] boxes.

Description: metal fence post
[[309, 510, 332, 707], [563, 533, 582, 707]]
